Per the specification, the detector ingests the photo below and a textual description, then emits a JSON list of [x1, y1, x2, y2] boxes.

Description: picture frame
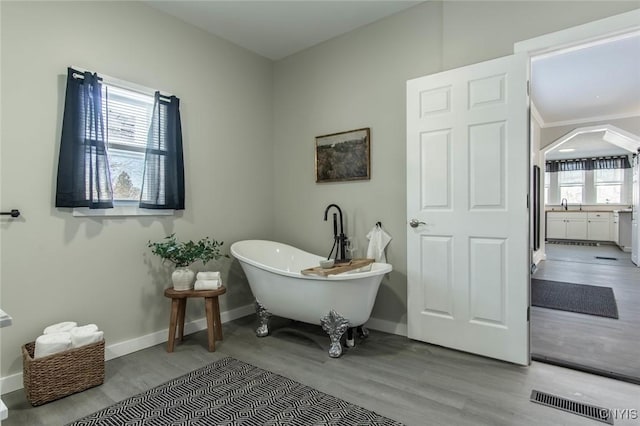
[[315, 128, 370, 183]]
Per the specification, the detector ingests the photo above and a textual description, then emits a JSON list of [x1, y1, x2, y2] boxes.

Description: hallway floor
[[532, 243, 640, 383]]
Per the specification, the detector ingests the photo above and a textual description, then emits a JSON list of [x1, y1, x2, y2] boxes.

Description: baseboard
[[0, 303, 254, 396], [366, 316, 408, 337], [532, 250, 546, 266]]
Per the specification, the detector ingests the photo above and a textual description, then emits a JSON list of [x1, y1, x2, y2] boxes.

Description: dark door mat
[[531, 279, 619, 319]]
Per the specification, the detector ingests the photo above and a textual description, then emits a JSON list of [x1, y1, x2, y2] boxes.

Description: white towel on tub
[[43, 321, 77, 335], [34, 332, 72, 358], [366, 225, 392, 263]]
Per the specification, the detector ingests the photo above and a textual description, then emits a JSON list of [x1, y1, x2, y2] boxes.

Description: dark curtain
[[590, 156, 631, 170], [140, 92, 185, 210], [56, 68, 113, 208], [546, 155, 631, 172], [545, 159, 589, 172]]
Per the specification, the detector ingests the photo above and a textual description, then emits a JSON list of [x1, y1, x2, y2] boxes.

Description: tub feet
[[345, 326, 369, 348], [321, 310, 350, 358], [255, 300, 271, 337], [346, 328, 355, 348], [357, 326, 369, 339]]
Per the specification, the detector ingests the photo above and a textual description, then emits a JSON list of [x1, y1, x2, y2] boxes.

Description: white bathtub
[[230, 240, 392, 357]]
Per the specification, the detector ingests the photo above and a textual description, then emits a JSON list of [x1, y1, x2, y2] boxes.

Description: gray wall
[[0, 1, 273, 378], [271, 1, 638, 326]]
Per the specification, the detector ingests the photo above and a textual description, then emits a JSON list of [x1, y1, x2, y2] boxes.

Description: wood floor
[[3, 315, 640, 425], [532, 243, 640, 382]]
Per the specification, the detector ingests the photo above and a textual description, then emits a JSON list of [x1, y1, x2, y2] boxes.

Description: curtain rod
[[547, 155, 630, 162], [70, 67, 175, 100]]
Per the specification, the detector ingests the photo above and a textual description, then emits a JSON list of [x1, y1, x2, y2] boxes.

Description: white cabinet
[[546, 211, 617, 241], [566, 215, 588, 239], [612, 212, 620, 245], [546, 212, 587, 240], [546, 213, 567, 239], [618, 211, 632, 251], [587, 212, 611, 241]]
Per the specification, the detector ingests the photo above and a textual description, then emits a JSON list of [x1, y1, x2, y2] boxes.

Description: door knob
[[409, 219, 426, 228]]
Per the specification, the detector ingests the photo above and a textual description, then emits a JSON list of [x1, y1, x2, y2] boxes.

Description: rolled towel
[[34, 332, 71, 358], [70, 325, 104, 348], [194, 279, 221, 290], [43, 321, 77, 335], [72, 324, 99, 334], [196, 271, 220, 281]]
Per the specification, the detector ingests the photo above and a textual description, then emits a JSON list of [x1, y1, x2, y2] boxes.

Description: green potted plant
[[193, 237, 227, 267], [148, 234, 226, 291]]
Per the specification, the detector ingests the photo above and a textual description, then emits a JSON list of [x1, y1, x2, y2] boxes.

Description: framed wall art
[[315, 127, 370, 183]]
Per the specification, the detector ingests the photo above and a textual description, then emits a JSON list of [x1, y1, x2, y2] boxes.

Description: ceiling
[[145, 1, 422, 61], [144, 2, 638, 158], [533, 33, 640, 159], [531, 33, 640, 127], [545, 131, 631, 160]]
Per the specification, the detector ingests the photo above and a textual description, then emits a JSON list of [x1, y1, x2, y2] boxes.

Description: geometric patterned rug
[[67, 357, 403, 425]]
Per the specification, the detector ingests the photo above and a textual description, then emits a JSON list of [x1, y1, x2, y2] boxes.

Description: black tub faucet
[[323, 204, 348, 263]]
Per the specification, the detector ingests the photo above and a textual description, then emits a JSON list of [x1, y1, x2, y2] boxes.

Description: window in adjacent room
[[544, 171, 550, 204], [594, 168, 623, 204], [558, 169, 584, 204]]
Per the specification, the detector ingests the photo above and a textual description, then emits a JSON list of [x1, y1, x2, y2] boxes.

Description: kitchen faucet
[[561, 198, 568, 211]]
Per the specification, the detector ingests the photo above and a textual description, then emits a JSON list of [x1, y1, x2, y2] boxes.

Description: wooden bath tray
[[301, 258, 375, 277]]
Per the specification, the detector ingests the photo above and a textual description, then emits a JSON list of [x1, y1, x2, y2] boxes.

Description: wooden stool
[[164, 286, 226, 352]]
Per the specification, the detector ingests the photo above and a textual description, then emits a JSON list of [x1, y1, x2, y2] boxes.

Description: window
[[594, 168, 623, 204], [558, 170, 584, 204], [103, 85, 154, 203], [56, 67, 184, 216], [544, 171, 550, 204]]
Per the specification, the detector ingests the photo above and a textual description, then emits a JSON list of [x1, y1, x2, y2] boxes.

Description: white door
[[407, 53, 530, 365]]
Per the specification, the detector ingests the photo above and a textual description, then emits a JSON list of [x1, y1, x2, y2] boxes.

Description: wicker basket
[[22, 339, 105, 406]]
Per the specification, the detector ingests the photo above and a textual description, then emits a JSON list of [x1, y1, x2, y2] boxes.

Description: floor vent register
[[530, 390, 614, 424]]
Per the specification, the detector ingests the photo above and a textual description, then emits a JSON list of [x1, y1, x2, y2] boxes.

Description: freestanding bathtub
[[230, 240, 392, 357]]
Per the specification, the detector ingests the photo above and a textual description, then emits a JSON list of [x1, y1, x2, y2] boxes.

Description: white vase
[[172, 267, 195, 291]]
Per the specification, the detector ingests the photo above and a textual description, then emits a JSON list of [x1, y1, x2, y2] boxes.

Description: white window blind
[[102, 84, 154, 202]]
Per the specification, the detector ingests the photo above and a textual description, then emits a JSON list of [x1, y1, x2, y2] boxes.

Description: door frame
[[517, 9, 639, 360], [519, 9, 640, 267], [514, 10, 640, 57]]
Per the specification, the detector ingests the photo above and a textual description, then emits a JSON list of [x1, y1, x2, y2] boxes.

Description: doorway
[[527, 31, 640, 383], [405, 9, 639, 370]]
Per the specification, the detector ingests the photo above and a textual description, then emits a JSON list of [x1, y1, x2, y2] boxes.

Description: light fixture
[[558, 148, 576, 153]]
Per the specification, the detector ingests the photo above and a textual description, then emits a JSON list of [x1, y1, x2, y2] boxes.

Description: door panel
[[407, 54, 529, 365]]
